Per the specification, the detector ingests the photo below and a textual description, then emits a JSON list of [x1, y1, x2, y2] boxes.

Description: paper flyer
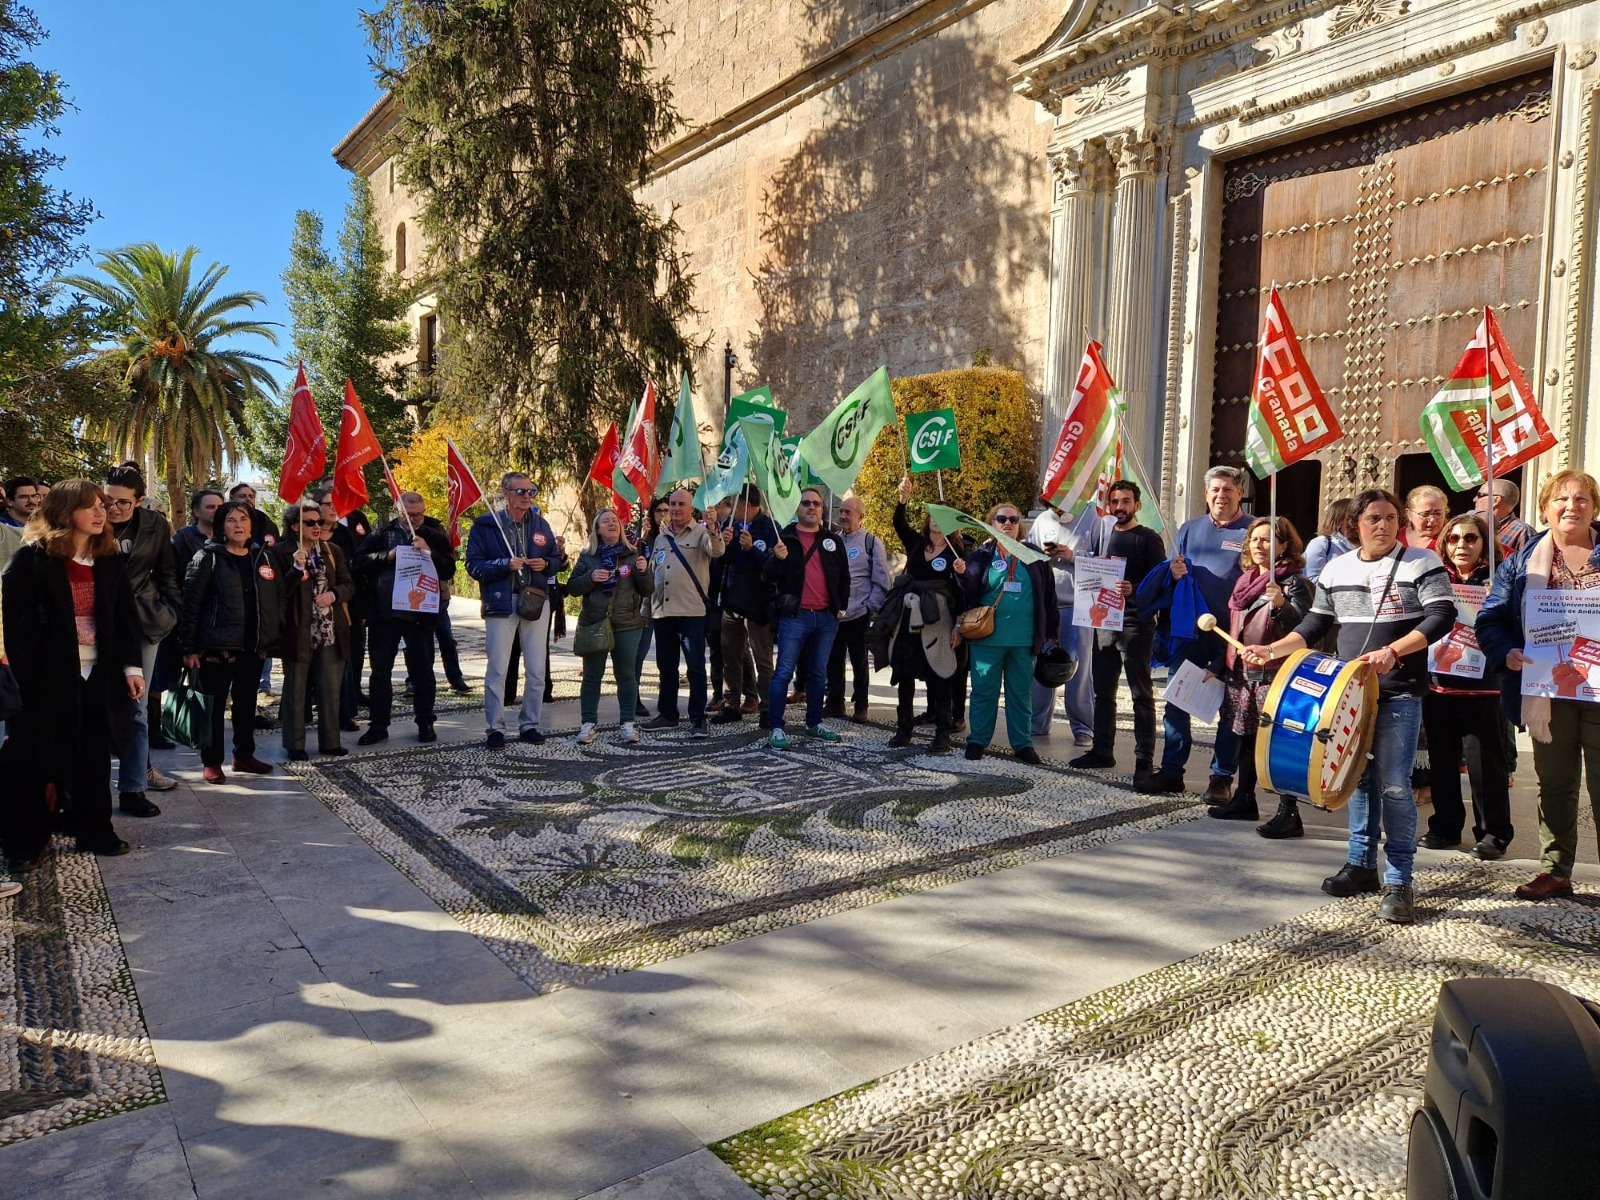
[[1165, 659, 1224, 724], [393, 544, 441, 615], [1073, 555, 1127, 631], [1519, 588, 1600, 702], [1427, 582, 1487, 680]]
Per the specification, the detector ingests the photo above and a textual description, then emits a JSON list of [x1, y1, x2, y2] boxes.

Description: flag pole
[[1265, 283, 1278, 583], [1110, 398, 1175, 554], [936, 470, 945, 501], [1484, 303, 1497, 579]]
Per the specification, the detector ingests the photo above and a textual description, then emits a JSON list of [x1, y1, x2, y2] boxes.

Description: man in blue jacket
[[465, 472, 567, 749], [1136, 465, 1252, 798]]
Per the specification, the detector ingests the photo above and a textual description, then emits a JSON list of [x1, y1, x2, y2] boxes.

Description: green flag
[[728, 387, 785, 435], [798, 366, 896, 497], [779, 434, 821, 487], [660, 371, 703, 487], [904, 408, 961, 473], [745, 421, 802, 526], [699, 422, 750, 508], [925, 503, 1048, 564]]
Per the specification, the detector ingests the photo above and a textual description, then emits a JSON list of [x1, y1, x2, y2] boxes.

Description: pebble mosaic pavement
[[288, 722, 1203, 992], [710, 859, 1600, 1200], [0, 838, 163, 1147]]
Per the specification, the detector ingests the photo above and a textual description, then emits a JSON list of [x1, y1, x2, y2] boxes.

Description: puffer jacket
[[465, 508, 566, 618], [179, 542, 283, 657], [567, 544, 655, 633]]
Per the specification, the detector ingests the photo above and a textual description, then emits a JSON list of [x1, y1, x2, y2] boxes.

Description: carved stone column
[[1041, 139, 1103, 473], [1104, 129, 1162, 463]]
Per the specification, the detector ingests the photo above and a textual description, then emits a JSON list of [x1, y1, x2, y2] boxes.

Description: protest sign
[[1427, 582, 1487, 680], [1519, 589, 1600, 702], [393, 545, 441, 615], [1072, 555, 1127, 631]]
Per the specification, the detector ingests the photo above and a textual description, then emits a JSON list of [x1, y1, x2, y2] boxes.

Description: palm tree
[[61, 243, 279, 506]]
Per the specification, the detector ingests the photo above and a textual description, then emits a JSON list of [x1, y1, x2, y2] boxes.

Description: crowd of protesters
[[1, 461, 1595, 923]]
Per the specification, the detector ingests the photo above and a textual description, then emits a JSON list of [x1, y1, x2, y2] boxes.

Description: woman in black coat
[[179, 500, 282, 782], [1, 479, 145, 869]]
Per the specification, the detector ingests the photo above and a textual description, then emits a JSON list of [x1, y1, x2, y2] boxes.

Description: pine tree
[[365, 0, 698, 488]]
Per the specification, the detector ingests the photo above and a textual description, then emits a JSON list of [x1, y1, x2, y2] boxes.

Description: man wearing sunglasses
[[764, 487, 851, 749], [1473, 478, 1533, 559], [466, 472, 567, 748]]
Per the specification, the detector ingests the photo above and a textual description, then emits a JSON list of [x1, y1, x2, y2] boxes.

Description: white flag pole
[[1265, 283, 1278, 582]]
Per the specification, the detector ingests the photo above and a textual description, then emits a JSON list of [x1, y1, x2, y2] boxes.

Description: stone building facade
[[337, 0, 1599, 535]]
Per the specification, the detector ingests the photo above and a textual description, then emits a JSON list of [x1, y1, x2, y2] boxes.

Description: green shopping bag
[[161, 667, 217, 752]]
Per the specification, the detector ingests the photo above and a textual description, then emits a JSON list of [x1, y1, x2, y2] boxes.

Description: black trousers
[[826, 615, 872, 711], [368, 618, 436, 730], [1424, 689, 1513, 844], [1091, 621, 1157, 766], [199, 654, 263, 767], [1, 667, 117, 859]]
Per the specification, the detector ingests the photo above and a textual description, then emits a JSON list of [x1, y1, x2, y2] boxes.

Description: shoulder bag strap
[[1355, 547, 1407, 657], [664, 533, 713, 610]]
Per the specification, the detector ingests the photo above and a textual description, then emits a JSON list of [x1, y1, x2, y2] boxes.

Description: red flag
[[617, 381, 661, 502], [278, 362, 326, 504], [586, 421, 634, 522], [588, 422, 622, 487], [1243, 287, 1342, 475], [1040, 343, 1118, 509], [331, 379, 384, 517], [445, 436, 485, 548]]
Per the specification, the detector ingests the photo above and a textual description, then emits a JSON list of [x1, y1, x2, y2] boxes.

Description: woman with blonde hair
[[567, 508, 654, 745], [1479, 469, 1600, 899], [1, 480, 146, 872]]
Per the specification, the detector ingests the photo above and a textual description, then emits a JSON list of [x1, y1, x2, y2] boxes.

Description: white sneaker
[[0, 878, 21, 900], [619, 722, 641, 744], [577, 722, 597, 745], [147, 765, 178, 792]]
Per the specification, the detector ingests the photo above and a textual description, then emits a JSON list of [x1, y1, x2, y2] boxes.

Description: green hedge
[[853, 366, 1040, 543]]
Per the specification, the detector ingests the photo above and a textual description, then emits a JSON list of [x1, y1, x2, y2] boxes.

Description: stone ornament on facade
[[1525, 18, 1549, 45], [1573, 47, 1597, 69], [1328, 0, 1408, 41], [1110, 129, 1160, 179], [1073, 72, 1131, 117]]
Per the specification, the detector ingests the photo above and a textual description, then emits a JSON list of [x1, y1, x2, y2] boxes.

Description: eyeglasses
[[993, 515, 1021, 524], [506, 487, 536, 498], [300, 518, 324, 527], [106, 498, 136, 510], [1445, 533, 1481, 543], [799, 500, 822, 508]]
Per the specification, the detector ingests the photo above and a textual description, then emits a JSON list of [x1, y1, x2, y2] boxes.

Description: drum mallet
[[1195, 612, 1256, 658]]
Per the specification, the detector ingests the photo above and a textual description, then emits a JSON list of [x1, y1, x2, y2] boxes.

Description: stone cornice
[[333, 92, 402, 174]]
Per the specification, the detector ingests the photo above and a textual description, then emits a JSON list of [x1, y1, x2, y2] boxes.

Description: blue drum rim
[[1257, 650, 1377, 811]]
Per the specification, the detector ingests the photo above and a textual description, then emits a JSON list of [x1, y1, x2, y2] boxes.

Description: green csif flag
[[659, 370, 704, 488], [799, 366, 896, 497], [779, 434, 821, 487], [699, 422, 751, 508], [744, 421, 802, 526], [904, 408, 961, 473], [925, 503, 1048, 564], [728, 387, 785, 435]]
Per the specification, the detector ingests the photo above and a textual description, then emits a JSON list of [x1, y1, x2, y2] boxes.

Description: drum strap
[[1356, 549, 1406, 657]]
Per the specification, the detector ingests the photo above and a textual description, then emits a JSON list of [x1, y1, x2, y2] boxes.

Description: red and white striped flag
[[1041, 342, 1119, 513]]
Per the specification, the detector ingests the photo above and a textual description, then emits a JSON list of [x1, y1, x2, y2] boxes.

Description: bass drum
[[1257, 650, 1378, 811]]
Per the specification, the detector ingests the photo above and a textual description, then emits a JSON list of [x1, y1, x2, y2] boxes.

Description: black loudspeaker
[[1408, 978, 1600, 1199]]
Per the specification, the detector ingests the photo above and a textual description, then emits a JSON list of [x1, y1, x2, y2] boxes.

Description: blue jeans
[[117, 639, 161, 794], [769, 610, 838, 731], [1346, 693, 1422, 886]]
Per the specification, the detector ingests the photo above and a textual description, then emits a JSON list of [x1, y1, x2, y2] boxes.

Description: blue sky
[[44, 1, 382, 394]]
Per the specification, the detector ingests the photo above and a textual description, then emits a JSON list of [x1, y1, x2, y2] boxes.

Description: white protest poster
[[393, 545, 441, 615], [1427, 582, 1487, 680], [1072, 555, 1127, 632], [1165, 659, 1224, 724], [1519, 589, 1600, 702]]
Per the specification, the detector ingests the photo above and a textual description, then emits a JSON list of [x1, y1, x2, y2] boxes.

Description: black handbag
[[516, 583, 547, 621]]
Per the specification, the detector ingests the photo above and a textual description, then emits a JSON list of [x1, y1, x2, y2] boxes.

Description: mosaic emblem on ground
[[0, 840, 164, 1146], [293, 725, 1197, 991], [711, 860, 1600, 1200]]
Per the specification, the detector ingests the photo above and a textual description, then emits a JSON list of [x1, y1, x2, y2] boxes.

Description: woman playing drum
[[1242, 488, 1457, 925]]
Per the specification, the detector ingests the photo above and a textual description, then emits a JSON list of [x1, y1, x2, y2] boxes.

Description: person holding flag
[[353, 492, 456, 746], [466, 471, 566, 748], [643, 487, 724, 736], [957, 499, 1059, 764], [763, 486, 851, 749], [712, 484, 780, 727]]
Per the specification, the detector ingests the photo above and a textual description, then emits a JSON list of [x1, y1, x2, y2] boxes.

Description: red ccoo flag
[[278, 362, 326, 504], [445, 436, 485, 548], [331, 379, 384, 517], [617, 381, 661, 504], [586, 421, 633, 522]]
